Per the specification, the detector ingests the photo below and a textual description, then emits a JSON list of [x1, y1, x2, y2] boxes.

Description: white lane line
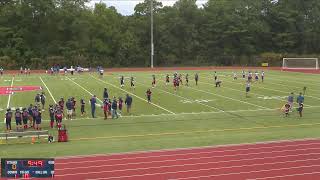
[[66, 77, 103, 103], [90, 75, 175, 114], [57, 154, 320, 172], [40, 77, 57, 104], [59, 157, 320, 177], [247, 171, 320, 180], [84, 164, 320, 180], [136, 80, 223, 112], [57, 138, 320, 160], [4, 76, 14, 123], [57, 144, 320, 166]]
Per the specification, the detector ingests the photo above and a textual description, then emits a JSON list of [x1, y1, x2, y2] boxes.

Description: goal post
[[282, 58, 319, 70]]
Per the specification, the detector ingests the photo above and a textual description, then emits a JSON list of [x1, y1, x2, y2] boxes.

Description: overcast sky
[[87, 0, 208, 15]]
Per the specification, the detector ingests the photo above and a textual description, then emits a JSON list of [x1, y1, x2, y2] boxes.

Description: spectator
[[111, 98, 119, 119], [125, 94, 132, 114], [90, 95, 97, 118]]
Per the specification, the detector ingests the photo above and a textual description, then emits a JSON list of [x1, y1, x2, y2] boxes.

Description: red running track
[[55, 139, 320, 180]]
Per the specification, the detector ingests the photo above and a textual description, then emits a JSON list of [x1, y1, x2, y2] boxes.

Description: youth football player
[[246, 81, 251, 97], [34, 107, 42, 130], [40, 92, 46, 111], [130, 76, 135, 89], [35, 93, 41, 107], [49, 105, 55, 128], [179, 74, 183, 85], [22, 108, 29, 129], [80, 98, 86, 116], [146, 89, 152, 103], [103, 98, 109, 119], [0, 67, 3, 76], [166, 74, 170, 85], [233, 72, 237, 80], [261, 71, 265, 82], [152, 75, 156, 88], [5, 108, 12, 131], [214, 71, 217, 81], [120, 76, 125, 88], [254, 71, 259, 82], [298, 103, 304, 117], [118, 97, 123, 115], [287, 92, 294, 112], [242, 70, 245, 78], [215, 79, 222, 87], [195, 73, 199, 86], [248, 71, 253, 82], [15, 108, 22, 130], [185, 74, 189, 86]]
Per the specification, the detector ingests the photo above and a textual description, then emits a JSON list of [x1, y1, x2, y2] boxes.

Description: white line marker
[[136, 81, 223, 112], [188, 86, 270, 109], [66, 77, 103, 103], [39, 77, 57, 104], [57, 138, 320, 160], [247, 171, 320, 180], [84, 164, 320, 180], [90, 75, 175, 114], [4, 76, 14, 123]]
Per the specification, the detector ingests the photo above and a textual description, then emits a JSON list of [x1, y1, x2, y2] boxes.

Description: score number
[[25, 160, 44, 167]]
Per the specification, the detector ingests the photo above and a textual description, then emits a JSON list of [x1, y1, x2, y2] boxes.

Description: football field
[[0, 69, 320, 158]]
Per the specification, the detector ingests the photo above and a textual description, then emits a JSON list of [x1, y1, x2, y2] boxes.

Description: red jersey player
[[146, 89, 152, 103]]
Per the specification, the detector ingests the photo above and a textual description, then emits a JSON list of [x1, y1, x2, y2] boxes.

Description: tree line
[[1, 0, 320, 69]]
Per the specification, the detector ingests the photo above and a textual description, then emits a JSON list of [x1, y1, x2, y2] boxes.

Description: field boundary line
[[90, 75, 175, 114], [68, 122, 320, 142], [3, 76, 14, 123], [57, 157, 320, 177], [136, 80, 223, 112], [56, 143, 320, 167], [66, 77, 103, 103], [57, 138, 320, 159], [39, 77, 57, 104]]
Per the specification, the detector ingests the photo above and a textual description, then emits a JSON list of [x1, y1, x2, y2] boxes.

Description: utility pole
[[150, 0, 154, 68]]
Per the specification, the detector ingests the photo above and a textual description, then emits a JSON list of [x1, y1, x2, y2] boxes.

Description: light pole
[[150, 0, 154, 68]]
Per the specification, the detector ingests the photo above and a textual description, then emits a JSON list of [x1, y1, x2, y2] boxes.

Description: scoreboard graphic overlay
[[1, 158, 54, 178]]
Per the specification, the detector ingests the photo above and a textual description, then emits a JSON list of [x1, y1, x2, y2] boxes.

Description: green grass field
[[0, 69, 320, 158]]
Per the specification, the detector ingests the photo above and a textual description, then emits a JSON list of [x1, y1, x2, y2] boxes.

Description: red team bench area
[[54, 138, 320, 180]]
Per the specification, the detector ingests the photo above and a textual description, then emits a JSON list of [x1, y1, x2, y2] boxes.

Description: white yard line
[[4, 76, 14, 123], [136, 81, 224, 112], [40, 77, 57, 104], [188, 86, 270, 110], [200, 76, 311, 107], [90, 75, 175, 114], [202, 72, 320, 100], [66, 77, 103, 103]]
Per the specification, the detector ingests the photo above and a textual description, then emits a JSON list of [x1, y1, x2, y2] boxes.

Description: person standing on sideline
[[125, 94, 132, 114], [111, 98, 119, 119], [118, 97, 123, 115], [90, 95, 97, 118], [245, 81, 251, 98], [287, 92, 294, 112]]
